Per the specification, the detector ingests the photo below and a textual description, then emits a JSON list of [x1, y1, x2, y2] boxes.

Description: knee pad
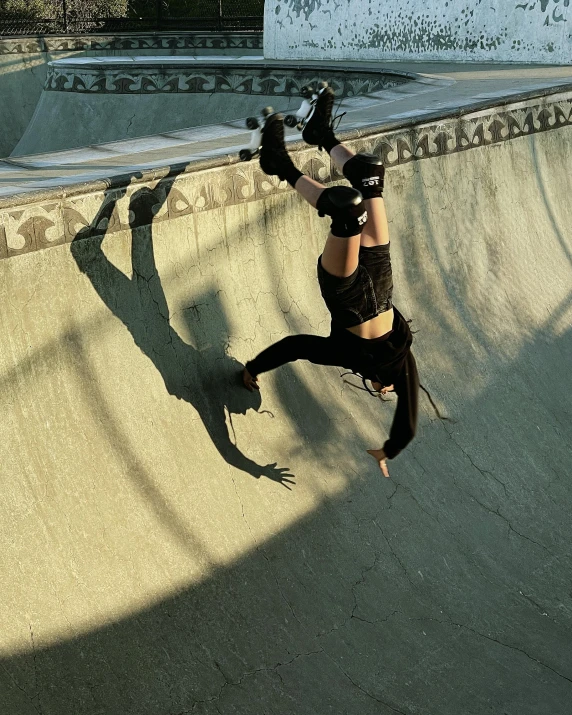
[[343, 153, 385, 199], [316, 186, 367, 238]]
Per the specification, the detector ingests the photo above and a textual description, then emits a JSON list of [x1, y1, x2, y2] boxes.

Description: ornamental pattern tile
[[0, 34, 262, 55], [44, 65, 406, 96]]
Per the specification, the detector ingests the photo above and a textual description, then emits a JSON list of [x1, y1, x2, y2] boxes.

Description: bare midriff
[[346, 308, 395, 340]]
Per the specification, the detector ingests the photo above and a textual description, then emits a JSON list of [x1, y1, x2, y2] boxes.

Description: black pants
[[245, 307, 411, 385], [246, 242, 400, 384], [246, 332, 356, 379]]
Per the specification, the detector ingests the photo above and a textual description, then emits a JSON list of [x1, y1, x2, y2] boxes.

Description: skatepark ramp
[[1, 90, 571, 713], [11, 57, 412, 157]]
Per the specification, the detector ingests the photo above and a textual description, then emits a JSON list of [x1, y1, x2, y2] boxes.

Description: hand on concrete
[[242, 367, 259, 391], [367, 448, 390, 478]]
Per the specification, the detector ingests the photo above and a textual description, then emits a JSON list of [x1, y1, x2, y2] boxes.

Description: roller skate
[[301, 82, 341, 150], [283, 82, 328, 130], [239, 106, 275, 162], [240, 107, 301, 186]]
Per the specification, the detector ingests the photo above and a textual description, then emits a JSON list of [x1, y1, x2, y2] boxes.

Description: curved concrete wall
[[264, 0, 572, 63], [11, 60, 406, 157], [0, 33, 262, 158]]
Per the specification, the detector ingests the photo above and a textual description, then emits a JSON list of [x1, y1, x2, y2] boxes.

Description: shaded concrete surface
[[0, 114, 571, 713], [12, 56, 317, 157], [8, 55, 419, 158], [11, 87, 304, 159], [0, 34, 263, 159]]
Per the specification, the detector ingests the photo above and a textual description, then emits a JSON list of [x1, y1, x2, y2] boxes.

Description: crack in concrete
[[28, 623, 45, 714], [350, 547, 381, 620], [444, 427, 509, 497], [469, 491, 550, 552], [126, 112, 136, 134], [519, 590, 557, 623], [379, 472, 490, 582], [229, 467, 302, 628], [351, 609, 402, 627], [386, 483, 398, 505], [438, 426, 550, 552], [322, 650, 408, 714], [414, 616, 572, 685], [0, 662, 44, 714], [313, 544, 392, 637], [401, 447, 550, 592], [372, 518, 418, 591], [190, 649, 324, 711]]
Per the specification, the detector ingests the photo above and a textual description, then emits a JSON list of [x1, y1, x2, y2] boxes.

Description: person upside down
[[242, 86, 419, 478]]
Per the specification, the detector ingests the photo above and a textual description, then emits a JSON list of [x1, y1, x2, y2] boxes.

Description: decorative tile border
[[0, 32, 262, 55], [0, 37, 44, 54], [372, 98, 572, 167], [45, 64, 406, 96], [1, 91, 571, 260]]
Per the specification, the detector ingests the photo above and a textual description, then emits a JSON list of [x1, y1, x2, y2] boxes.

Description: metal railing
[[0, 1, 264, 35]]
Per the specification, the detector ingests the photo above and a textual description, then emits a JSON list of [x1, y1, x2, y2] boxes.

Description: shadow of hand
[[257, 462, 296, 490]]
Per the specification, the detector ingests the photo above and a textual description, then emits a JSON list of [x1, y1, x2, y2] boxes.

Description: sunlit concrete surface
[[0, 67, 571, 714]]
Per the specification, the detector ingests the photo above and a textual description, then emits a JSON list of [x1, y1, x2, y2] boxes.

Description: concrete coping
[[0, 31, 263, 55], [1, 82, 572, 208], [49, 55, 268, 66], [1, 80, 572, 260]]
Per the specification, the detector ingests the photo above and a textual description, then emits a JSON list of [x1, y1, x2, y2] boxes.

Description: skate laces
[[331, 96, 346, 131], [315, 101, 345, 151]]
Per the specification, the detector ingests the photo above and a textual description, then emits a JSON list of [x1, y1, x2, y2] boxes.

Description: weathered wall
[[264, 0, 572, 63]]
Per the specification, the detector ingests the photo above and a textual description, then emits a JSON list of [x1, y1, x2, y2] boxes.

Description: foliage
[[0, 0, 129, 18], [0, 0, 55, 19], [0, 0, 264, 21], [128, 1, 265, 18]]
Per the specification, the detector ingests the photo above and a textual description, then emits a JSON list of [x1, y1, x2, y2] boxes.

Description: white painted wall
[[264, 0, 572, 64]]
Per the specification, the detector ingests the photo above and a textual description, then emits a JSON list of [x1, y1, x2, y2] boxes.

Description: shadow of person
[[69, 176, 295, 488]]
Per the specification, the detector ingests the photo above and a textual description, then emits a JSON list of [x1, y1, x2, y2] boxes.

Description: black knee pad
[[343, 153, 385, 199], [316, 186, 367, 238]]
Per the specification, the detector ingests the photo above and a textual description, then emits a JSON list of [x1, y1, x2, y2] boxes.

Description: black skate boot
[[259, 112, 303, 187], [301, 84, 339, 151]]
